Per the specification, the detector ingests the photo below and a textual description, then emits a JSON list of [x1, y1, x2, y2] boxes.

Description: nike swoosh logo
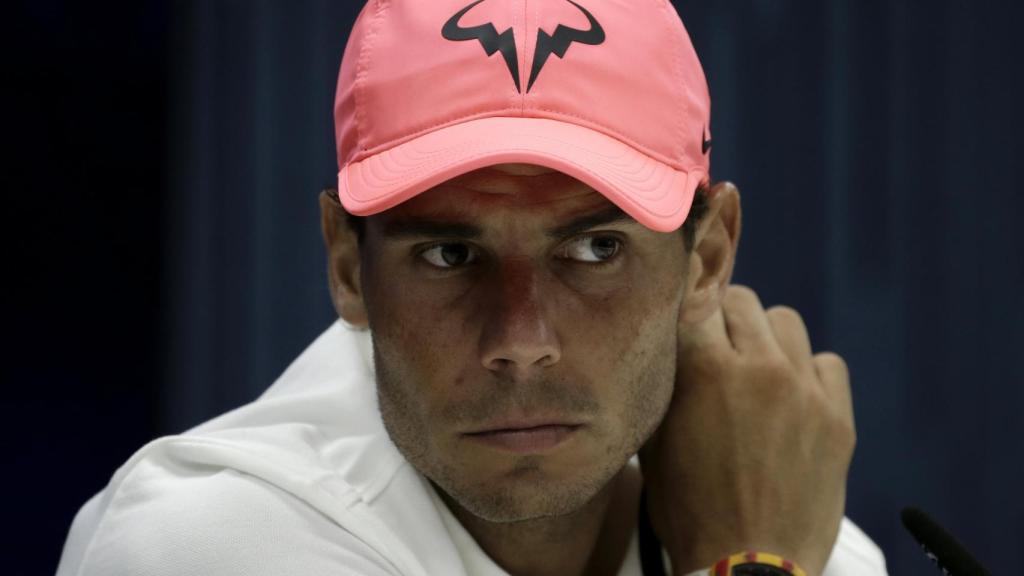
[[442, 0, 522, 92], [527, 0, 605, 92]]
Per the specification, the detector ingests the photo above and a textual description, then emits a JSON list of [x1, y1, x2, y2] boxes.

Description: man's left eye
[[559, 236, 622, 263]]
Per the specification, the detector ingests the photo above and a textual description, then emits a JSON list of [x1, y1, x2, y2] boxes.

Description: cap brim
[[338, 117, 706, 233]]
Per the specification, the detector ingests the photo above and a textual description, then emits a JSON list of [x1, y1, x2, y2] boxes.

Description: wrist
[[681, 551, 808, 576], [637, 489, 818, 576]]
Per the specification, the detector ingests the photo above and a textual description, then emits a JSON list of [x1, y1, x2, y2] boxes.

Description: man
[[57, 1, 888, 575]]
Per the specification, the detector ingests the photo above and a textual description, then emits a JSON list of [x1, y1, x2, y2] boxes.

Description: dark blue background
[[7, 1, 1022, 574]]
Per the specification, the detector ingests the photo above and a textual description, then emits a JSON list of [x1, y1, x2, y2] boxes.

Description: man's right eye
[[419, 243, 478, 268]]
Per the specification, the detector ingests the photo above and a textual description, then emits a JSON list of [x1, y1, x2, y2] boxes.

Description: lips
[[463, 420, 584, 453]]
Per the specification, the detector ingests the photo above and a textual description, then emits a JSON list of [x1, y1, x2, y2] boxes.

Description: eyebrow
[[546, 206, 636, 238], [379, 206, 638, 241]]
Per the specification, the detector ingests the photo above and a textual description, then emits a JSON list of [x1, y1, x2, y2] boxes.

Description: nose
[[478, 262, 562, 375]]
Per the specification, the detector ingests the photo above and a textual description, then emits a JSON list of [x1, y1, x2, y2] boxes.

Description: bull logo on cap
[[442, 0, 605, 93]]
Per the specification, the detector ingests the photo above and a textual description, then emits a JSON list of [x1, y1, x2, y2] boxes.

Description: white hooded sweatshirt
[[56, 321, 888, 576]]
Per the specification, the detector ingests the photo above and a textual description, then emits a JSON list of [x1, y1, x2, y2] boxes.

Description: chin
[[435, 456, 617, 524]]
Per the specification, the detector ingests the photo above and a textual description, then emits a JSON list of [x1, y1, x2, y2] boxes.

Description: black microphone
[[901, 507, 991, 576]]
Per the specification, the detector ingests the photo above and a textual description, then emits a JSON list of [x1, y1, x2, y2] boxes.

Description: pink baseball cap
[[334, 0, 711, 232]]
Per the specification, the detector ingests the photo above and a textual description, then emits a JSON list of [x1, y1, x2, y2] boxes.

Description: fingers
[[711, 286, 816, 376], [765, 305, 815, 375], [720, 285, 782, 356], [679, 297, 732, 352], [813, 352, 855, 429], [680, 286, 852, 427]]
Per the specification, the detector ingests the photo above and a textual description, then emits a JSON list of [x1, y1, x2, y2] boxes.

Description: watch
[[730, 563, 795, 576]]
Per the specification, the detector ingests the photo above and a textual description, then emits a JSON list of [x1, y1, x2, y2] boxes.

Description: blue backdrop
[[10, 1, 1021, 574]]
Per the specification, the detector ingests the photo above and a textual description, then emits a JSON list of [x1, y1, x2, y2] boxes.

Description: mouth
[[463, 422, 583, 453]]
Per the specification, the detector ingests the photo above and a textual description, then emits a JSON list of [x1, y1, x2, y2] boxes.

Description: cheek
[[583, 301, 679, 433], [364, 254, 454, 358], [369, 304, 467, 469], [363, 269, 476, 421], [615, 314, 679, 446], [560, 255, 683, 365], [563, 269, 684, 441]]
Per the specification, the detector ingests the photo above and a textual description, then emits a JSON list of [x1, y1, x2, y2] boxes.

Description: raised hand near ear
[[640, 285, 856, 576]]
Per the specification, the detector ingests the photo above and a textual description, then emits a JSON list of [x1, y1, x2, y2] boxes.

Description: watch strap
[[712, 551, 807, 576]]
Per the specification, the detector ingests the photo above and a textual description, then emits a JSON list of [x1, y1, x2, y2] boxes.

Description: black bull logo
[[442, 0, 606, 93]]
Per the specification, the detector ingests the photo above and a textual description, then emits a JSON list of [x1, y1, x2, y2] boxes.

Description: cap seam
[[657, 0, 687, 155], [520, 0, 529, 113], [507, 0, 522, 113], [353, 0, 391, 155]]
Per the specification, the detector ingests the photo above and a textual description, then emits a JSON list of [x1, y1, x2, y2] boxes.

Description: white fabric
[[56, 321, 888, 576]]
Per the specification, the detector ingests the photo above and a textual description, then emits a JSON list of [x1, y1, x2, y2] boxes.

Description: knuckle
[[681, 346, 727, 375], [679, 345, 734, 383], [729, 284, 754, 295], [766, 305, 803, 324], [832, 416, 858, 453], [753, 354, 793, 379], [747, 357, 798, 399], [805, 381, 837, 418], [766, 306, 809, 342], [726, 284, 760, 304], [814, 351, 849, 377], [845, 421, 858, 447]]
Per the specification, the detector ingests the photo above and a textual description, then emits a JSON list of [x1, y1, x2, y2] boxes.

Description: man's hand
[[639, 285, 856, 576]]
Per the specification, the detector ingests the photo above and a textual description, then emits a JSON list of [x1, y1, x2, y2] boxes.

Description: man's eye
[[420, 243, 478, 268], [559, 236, 622, 263]]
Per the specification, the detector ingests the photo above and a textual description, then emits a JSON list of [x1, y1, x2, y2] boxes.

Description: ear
[[319, 190, 369, 328], [678, 181, 742, 326]]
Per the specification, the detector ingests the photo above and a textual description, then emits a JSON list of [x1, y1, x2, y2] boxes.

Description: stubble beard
[[371, 335, 676, 525]]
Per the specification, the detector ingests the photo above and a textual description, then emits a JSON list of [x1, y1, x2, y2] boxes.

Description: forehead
[[379, 163, 617, 223]]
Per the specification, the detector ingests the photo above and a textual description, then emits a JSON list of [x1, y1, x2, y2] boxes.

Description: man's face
[[358, 164, 690, 523]]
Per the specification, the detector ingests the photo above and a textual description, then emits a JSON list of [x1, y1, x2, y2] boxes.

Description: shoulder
[[821, 516, 889, 576], [56, 323, 425, 576], [58, 456, 399, 576]]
